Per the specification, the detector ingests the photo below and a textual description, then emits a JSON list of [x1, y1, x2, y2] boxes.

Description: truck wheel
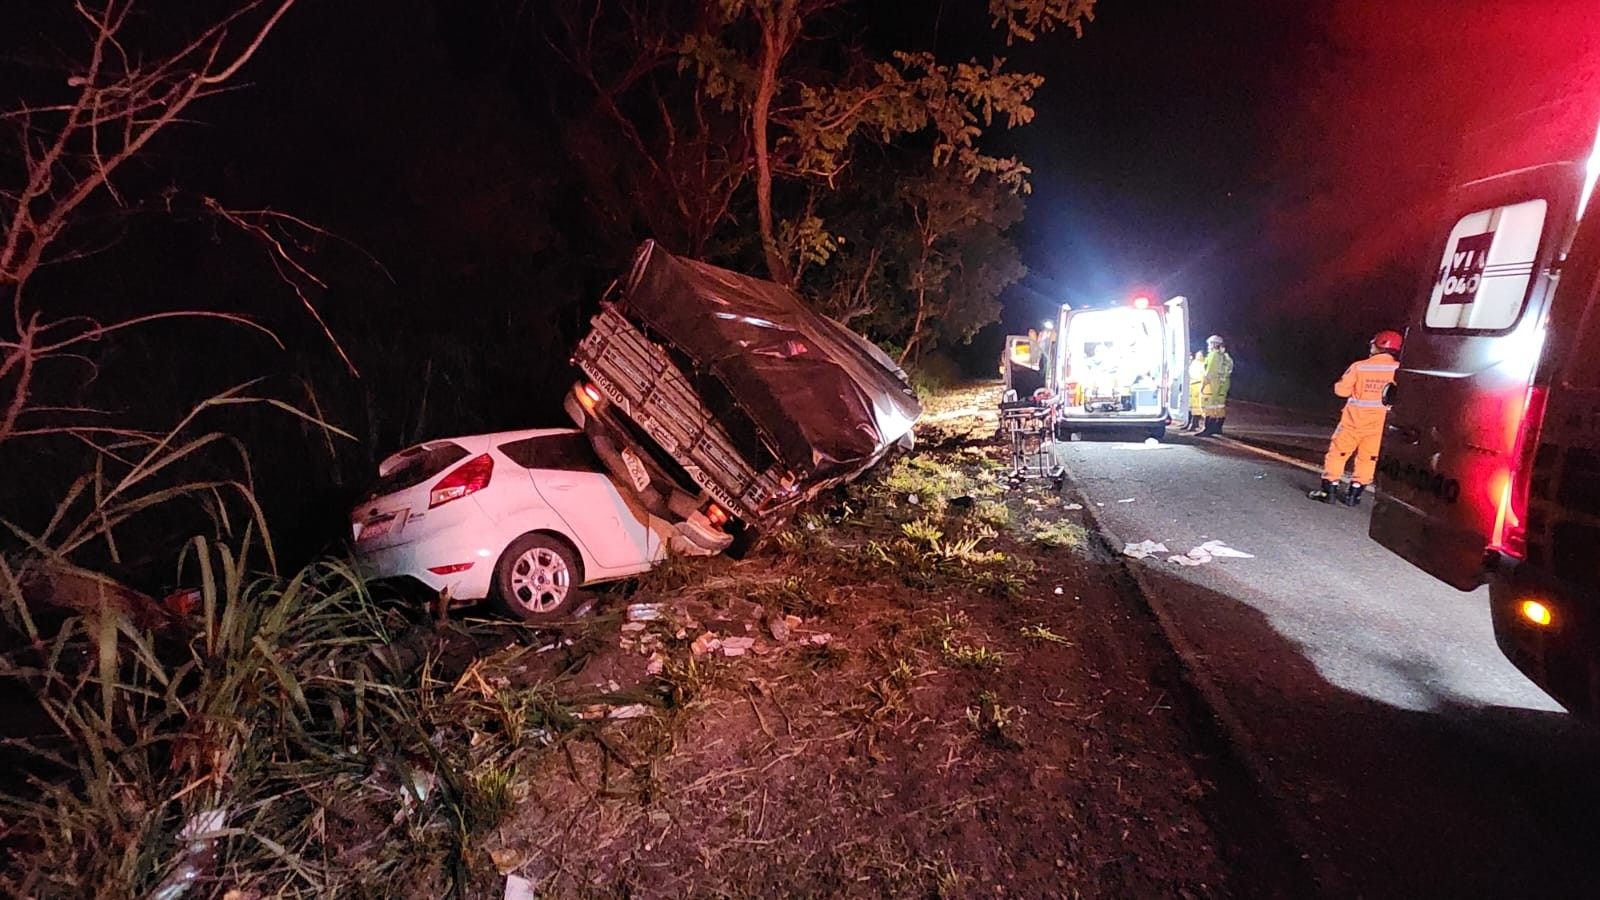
[[490, 533, 583, 621]]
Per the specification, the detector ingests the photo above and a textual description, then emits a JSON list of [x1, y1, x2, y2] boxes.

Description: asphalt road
[[1053, 404, 1600, 899]]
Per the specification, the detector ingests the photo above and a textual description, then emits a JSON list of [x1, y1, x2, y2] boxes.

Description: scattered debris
[[504, 874, 536, 900], [490, 848, 524, 875], [571, 598, 597, 618], [535, 637, 574, 654], [609, 704, 652, 720], [1064, 503, 1084, 510], [620, 621, 647, 633], [627, 603, 663, 622], [149, 808, 229, 900], [721, 636, 757, 657], [908, 494, 920, 505], [1122, 540, 1169, 559], [1053, 586, 1064, 595], [1117, 497, 1137, 503], [1168, 540, 1255, 566], [808, 633, 834, 646], [691, 632, 722, 657], [646, 652, 667, 675]]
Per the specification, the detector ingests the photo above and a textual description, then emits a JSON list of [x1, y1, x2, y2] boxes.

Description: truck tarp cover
[[620, 240, 921, 476]]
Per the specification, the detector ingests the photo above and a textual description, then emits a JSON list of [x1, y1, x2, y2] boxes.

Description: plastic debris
[[1053, 586, 1064, 595], [1122, 540, 1169, 559], [1064, 503, 1084, 511], [627, 603, 663, 622], [620, 621, 647, 633], [1168, 540, 1254, 566], [1117, 497, 1136, 503], [505, 874, 537, 900], [691, 632, 721, 657], [646, 652, 667, 675], [609, 704, 652, 720], [808, 632, 834, 646], [721, 636, 757, 657]]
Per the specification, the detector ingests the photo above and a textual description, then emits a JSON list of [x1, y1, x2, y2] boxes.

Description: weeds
[[1026, 517, 1088, 549], [966, 690, 1025, 750], [1020, 624, 1073, 645], [751, 574, 828, 619], [900, 517, 945, 546], [942, 638, 1004, 671]]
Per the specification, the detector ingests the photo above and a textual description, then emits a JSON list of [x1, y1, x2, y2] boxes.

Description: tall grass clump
[[0, 525, 548, 897]]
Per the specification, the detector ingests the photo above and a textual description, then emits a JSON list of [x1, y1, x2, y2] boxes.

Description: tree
[[0, 0, 315, 450], [681, 0, 1093, 283]]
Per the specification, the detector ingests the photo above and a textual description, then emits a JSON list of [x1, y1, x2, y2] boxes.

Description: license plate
[[620, 449, 652, 493], [357, 511, 404, 543]]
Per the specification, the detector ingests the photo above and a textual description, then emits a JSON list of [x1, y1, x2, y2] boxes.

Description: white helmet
[[1206, 334, 1224, 347]]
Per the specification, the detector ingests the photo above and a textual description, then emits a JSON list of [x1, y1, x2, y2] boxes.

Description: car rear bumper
[[1489, 555, 1599, 718], [354, 525, 497, 602]]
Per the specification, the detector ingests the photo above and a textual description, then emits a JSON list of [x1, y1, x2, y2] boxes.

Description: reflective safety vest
[[1333, 351, 1399, 430]]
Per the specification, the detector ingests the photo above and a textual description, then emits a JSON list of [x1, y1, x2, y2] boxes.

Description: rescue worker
[[1182, 350, 1206, 431], [1198, 335, 1233, 436], [1308, 330, 1403, 506]]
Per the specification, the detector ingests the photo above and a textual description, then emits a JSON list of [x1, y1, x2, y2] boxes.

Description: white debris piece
[[627, 603, 663, 622], [1064, 503, 1084, 511], [609, 704, 652, 720], [1167, 540, 1254, 566], [721, 636, 757, 657], [1122, 540, 1169, 559], [1117, 497, 1136, 503], [505, 874, 537, 900]]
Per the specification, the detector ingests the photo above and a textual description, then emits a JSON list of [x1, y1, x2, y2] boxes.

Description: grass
[[966, 690, 1025, 750], [1026, 517, 1089, 549], [1020, 624, 1073, 645], [942, 638, 1004, 671]]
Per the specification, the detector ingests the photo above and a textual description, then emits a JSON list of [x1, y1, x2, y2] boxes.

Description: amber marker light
[[1519, 600, 1553, 628]]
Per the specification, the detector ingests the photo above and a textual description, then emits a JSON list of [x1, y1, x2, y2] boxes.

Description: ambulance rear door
[[1370, 162, 1584, 590], [1163, 297, 1190, 422]]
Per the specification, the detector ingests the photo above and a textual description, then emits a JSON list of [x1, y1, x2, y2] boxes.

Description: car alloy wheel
[[491, 533, 581, 620]]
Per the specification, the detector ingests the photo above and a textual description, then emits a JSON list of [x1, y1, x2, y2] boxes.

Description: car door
[[1370, 163, 1582, 589], [498, 433, 658, 571]]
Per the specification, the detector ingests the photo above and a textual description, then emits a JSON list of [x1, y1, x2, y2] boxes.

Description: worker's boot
[[1200, 416, 1224, 436], [1342, 482, 1366, 507], [1308, 479, 1340, 503], [1184, 413, 1202, 431]]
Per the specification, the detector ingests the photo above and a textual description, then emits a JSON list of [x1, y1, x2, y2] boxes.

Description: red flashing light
[[429, 453, 494, 508], [427, 562, 476, 575], [1132, 296, 1151, 309], [1490, 385, 1548, 558]]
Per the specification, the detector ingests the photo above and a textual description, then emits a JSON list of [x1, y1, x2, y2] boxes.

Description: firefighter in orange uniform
[[1309, 330, 1403, 506]]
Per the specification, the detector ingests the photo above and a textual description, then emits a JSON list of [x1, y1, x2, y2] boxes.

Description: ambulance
[[1049, 296, 1191, 442], [1370, 112, 1600, 716]]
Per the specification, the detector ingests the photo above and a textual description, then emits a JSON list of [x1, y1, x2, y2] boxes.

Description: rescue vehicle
[[1048, 296, 1191, 442], [1370, 114, 1600, 717]]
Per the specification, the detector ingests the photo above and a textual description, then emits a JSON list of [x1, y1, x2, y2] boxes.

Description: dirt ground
[[445, 384, 1306, 898]]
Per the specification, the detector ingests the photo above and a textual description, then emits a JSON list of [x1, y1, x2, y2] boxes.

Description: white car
[[351, 427, 690, 620]]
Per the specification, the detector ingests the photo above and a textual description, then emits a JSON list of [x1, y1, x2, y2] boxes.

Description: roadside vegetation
[[2, 386, 1230, 897]]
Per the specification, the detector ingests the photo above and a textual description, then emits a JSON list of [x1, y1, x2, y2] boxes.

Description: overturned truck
[[564, 240, 922, 554]]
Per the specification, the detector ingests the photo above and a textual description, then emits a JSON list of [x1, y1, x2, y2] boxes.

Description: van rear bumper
[[1488, 555, 1599, 718]]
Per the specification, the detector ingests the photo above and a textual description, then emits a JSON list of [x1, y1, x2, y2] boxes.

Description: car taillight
[[1491, 385, 1547, 558], [430, 453, 493, 508]]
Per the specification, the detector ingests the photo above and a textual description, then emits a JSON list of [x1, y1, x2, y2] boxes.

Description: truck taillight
[[430, 454, 493, 508], [703, 501, 730, 528], [1491, 385, 1547, 559]]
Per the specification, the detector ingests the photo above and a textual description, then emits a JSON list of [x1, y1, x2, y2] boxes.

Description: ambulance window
[[1424, 198, 1548, 332]]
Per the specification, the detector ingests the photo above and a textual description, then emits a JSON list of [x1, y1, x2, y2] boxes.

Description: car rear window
[[1425, 198, 1548, 332], [368, 443, 468, 499], [498, 433, 604, 471]]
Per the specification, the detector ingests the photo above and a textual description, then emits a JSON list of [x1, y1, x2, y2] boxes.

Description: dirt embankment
[[474, 385, 1305, 897]]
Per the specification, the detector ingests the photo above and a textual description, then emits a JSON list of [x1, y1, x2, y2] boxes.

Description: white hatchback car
[[350, 427, 685, 620]]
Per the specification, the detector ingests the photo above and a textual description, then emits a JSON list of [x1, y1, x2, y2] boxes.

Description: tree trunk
[[899, 283, 928, 366], [753, 11, 791, 285]]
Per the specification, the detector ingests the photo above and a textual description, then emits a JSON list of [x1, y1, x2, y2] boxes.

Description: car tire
[[1147, 424, 1166, 442], [490, 533, 584, 621]]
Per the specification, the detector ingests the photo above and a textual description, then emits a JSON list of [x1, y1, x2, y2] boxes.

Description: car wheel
[[1147, 423, 1166, 442], [490, 533, 583, 621]]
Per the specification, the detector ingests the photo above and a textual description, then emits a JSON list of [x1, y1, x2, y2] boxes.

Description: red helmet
[[1372, 330, 1403, 353]]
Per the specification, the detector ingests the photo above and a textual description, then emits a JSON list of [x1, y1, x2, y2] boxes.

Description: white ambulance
[[1048, 296, 1191, 442]]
